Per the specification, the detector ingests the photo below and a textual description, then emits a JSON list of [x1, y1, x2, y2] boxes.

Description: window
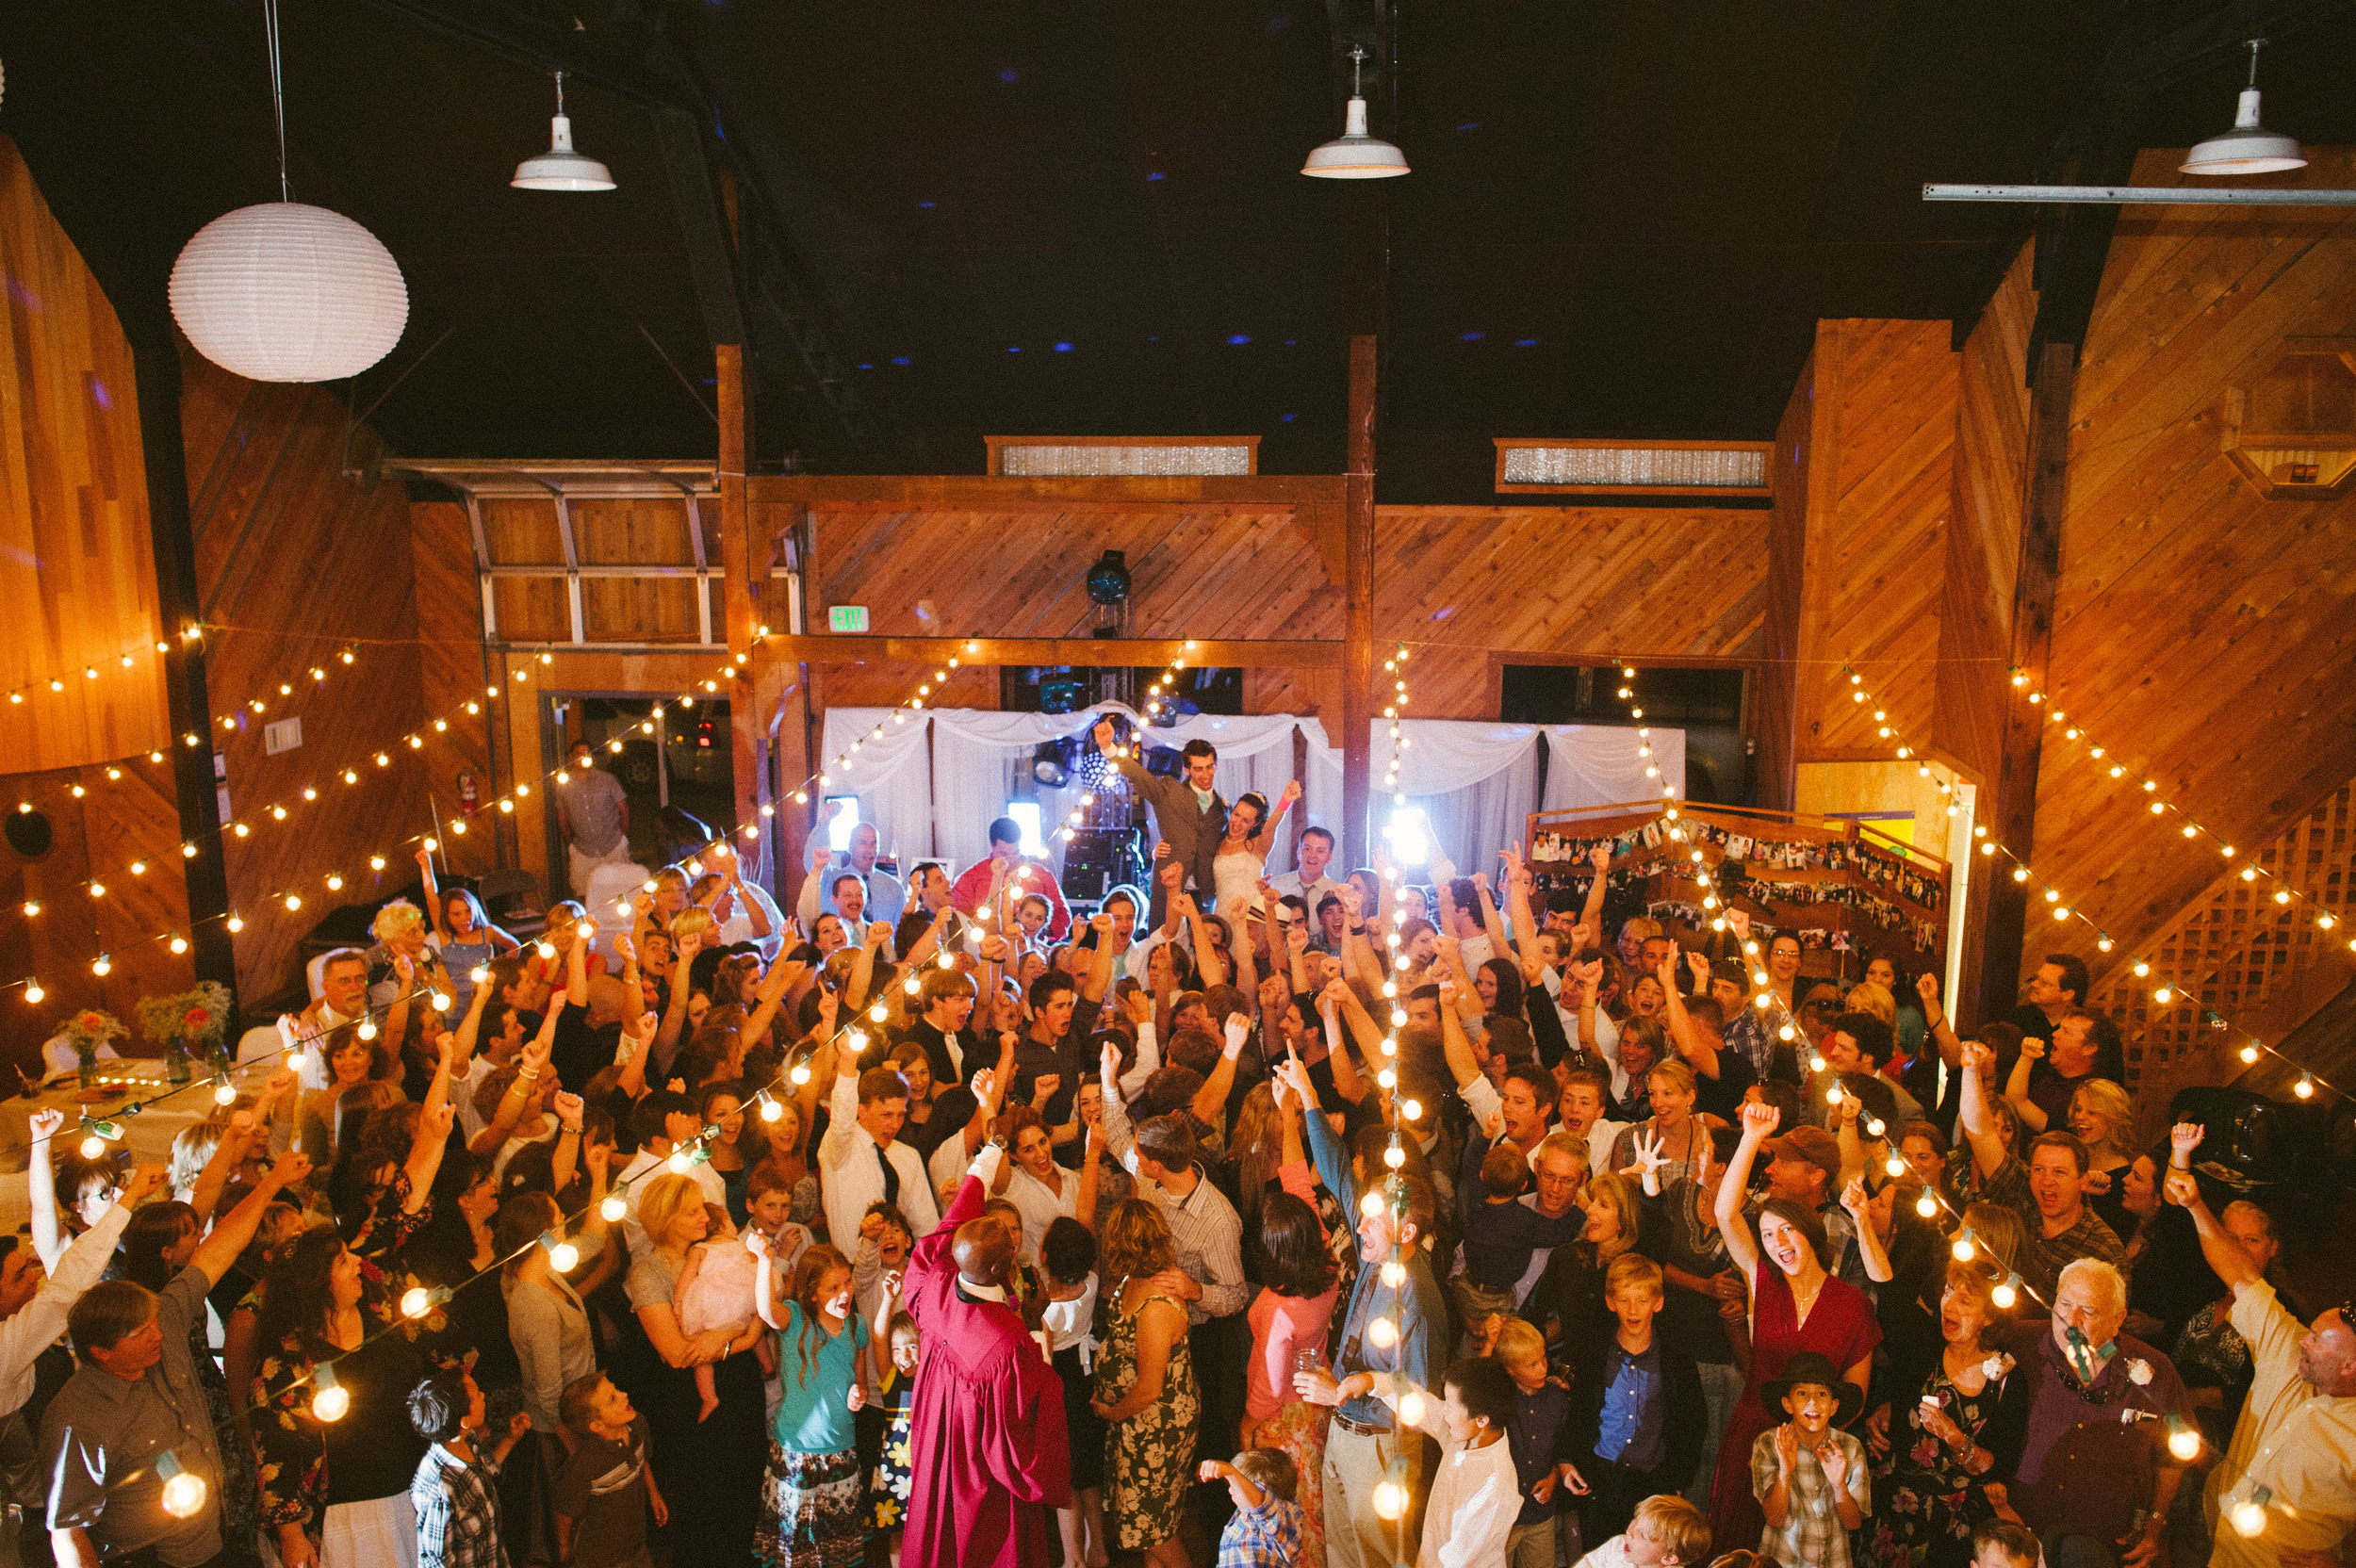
[[825, 795, 861, 852], [1384, 807, 1433, 867], [1006, 801, 1046, 858]]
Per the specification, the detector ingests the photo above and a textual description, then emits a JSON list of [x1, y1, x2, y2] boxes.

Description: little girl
[[752, 1243, 873, 1568], [864, 1278, 921, 1563], [674, 1203, 767, 1420]]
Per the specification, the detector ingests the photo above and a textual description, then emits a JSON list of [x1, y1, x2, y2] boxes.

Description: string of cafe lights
[[2005, 668, 2348, 933], [6, 647, 771, 1004], [786, 632, 975, 809], [1839, 667, 2347, 1105]]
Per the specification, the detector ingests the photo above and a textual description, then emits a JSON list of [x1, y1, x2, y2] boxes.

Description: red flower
[[76, 1011, 104, 1030], [185, 1007, 211, 1029]]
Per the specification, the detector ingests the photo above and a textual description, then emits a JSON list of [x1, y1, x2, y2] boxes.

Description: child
[[1197, 1448, 1306, 1566], [409, 1368, 532, 1568], [1374, 1357, 1522, 1568], [982, 1196, 1044, 1309], [1482, 1315, 1574, 1568], [1455, 1141, 1584, 1338], [1039, 1216, 1107, 1568], [1748, 1351, 1871, 1568], [752, 1242, 874, 1568], [850, 1200, 914, 1326], [1572, 1492, 1713, 1568], [863, 1307, 921, 1563], [1972, 1520, 2040, 1568], [674, 1202, 766, 1420], [1567, 1254, 1706, 1549], [551, 1373, 665, 1568]]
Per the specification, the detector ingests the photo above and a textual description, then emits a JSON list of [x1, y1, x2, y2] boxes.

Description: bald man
[[901, 1141, 1071, 1566]]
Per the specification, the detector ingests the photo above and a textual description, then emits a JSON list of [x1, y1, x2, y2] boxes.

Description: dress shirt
[[2204, 1279, 2356, 1568], [1, 1204, 128, 1415], [818, 1071, 940, 1252], [1096, 1085, 1246, 1322], [794, 853, 906, 930], [1266, 871, 1343, 917], [1595, 1338, 1665, 1470]]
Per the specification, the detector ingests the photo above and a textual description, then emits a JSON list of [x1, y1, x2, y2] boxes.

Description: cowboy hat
[[1758, 1350, 1864, 1428]]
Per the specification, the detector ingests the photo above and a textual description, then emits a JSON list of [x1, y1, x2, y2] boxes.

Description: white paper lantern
[[170, 202, 407, 383]]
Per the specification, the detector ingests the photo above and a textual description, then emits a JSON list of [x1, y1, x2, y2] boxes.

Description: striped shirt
[[1099, 1084, 1248, 1321]]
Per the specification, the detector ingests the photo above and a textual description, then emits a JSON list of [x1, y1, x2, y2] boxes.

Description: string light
[[791, 638, 983, 806], [156, 1451, 207, 1519], [310, 1363, 350, 1422]]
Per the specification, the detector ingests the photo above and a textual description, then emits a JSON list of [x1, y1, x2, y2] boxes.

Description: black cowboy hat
[[1759, 1350, 1865, 1428]]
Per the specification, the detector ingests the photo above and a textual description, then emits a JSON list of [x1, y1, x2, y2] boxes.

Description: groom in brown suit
[[1093, 715, 1228, 925]]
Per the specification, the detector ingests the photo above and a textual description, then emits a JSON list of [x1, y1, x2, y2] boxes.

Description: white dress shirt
[[2, 1203, 128, 1415], [818, 1071, 940, 1251]]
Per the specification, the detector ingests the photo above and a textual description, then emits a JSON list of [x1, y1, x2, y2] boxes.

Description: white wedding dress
[[1211, 844, 1267, 915]]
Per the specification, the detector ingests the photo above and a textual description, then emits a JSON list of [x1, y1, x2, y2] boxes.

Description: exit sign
[[827, 605, 870, 633]]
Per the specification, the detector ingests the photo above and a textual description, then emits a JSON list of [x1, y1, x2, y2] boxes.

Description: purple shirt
[[2013, 1324, 2188, 1544]]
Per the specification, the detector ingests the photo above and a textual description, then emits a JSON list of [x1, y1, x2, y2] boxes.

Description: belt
[[1332, 1412, 1393, 1438]]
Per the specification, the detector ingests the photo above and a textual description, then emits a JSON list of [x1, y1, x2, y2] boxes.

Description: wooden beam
[[766, 636, 1346, 669], [749, 473, 1345, 511], [1974, 340, 2073, 1024], [1343, 334, 1377, 867], [715, 345, 770, 888]]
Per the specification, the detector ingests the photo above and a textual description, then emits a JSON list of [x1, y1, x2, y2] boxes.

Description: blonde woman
[[1089, 1199, 1201, 1568], [365, 897, 449, 1009], [1522, 1171, 1648, 1357]]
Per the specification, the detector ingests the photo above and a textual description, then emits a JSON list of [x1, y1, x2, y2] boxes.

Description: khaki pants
[[1509, 1516, 1559, 1568], [1323, 1422, 1428, 1568]]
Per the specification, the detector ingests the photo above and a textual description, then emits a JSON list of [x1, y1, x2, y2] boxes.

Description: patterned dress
[[1866, 1355, 2019, 1568], [1093, 1277, 1202, 1554], [864, 1367, 914, 1532]]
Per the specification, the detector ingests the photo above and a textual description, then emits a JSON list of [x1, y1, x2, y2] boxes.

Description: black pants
[[1187, 1315, 1245, 1534], [1578, 1453, 1677, 1549]]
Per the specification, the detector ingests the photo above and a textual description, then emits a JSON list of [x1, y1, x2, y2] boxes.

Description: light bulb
[[1380, 1260, 1406, 1288], [91, 954, 111, 976], [2240, 1045, 2260, 1065], [791, 1062, 812, 1086], [312, 1365, 351, 1422], [669, 1149, 693, 1173], [357, 1020, 377, 1041], [471, 966, 490, 984], [214, 1078, 237, 1106], [1398, 1389, 1427, 1427], [1953, 1230, 1977, 1263], [1383, 1143, 1405, 1168], [1400, 1098, 1422, 1122], [1916, 1192, 1939, 1218], [1373, 1479, 1407, 1520], [903, 974, 920, 995], [537, 942, 556, 960], [1887, 1153, 1906, 1177], [1810, 1054, 1827, 1073], [1361, 1192, 1386, 1219], [2233, 1491, 2270, 1538], [761, 1096, 783, 1122], [548, 1238, 580, 1272], [1376, 1067, 1397, 1090], [401, 1285, 434, 1319], [24, 980, 43, 1004], [2153, 987, 2173, 1005], [285, 1049, 305, 1076], [1366, 1315, 1399, 1349], [601, 1192, 628, 1223], [1865, 1119, 1886, 1138], [80, 1135, 106, 1159], [869, 1003, 888, 1022], [2294, 1074, 2315, 1099], [156, 1452, 207, 1519], [1992, 1274, 2020, 1310], [2168, 1417, 2201, 1462]]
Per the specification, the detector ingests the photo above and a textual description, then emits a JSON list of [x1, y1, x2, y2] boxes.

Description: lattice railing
[[2094, 784, 2356, 1107]]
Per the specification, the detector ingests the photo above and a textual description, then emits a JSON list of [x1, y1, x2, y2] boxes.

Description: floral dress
[[1093, 1276, 1201, 1554], [865, 1365, 915, 1531], [1866, 1353, 2019, 1568]]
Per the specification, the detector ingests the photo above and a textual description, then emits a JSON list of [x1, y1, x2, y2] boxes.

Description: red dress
[[902, 1174, 1072, 1567], [1708, 1262, 1883, 1556]]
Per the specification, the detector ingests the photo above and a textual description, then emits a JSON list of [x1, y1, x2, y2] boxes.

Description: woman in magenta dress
[[1709, 1102, 1883, 1557]]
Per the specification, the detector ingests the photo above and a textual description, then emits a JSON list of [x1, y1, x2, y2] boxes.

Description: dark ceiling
[[11, 0, 2356, 501]]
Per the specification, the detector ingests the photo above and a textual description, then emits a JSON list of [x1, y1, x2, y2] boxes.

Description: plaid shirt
[[1217, 1496, 1305, 1568], [411, 1442, 507, 1568], [1750, 1426, 1871, 1568]]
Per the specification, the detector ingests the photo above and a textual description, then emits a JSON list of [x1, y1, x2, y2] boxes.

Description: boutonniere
[[1981, 1352, 2015, 1381], [2126, 1358, 2153, 1386]]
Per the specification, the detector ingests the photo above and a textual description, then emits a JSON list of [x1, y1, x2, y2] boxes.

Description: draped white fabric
[[818, 708, 935, 865], [1538, 724, 1687, 812], [1303, 720, 1543, 878]]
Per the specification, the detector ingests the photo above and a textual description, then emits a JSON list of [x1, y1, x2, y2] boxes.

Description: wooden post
[[1343, 335, 1377, 868], [1975, 340, 2073, 1023], [715, 344, 773, 888]]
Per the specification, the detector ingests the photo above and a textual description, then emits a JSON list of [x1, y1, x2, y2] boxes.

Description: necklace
[[1790, 1270, 1826, 1324]]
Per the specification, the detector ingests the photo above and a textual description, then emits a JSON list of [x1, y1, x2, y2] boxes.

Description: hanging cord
[[263, 0, 290, 202]]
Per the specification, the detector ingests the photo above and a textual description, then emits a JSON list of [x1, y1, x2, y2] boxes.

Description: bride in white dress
[[1210, 779, 1302, 916]]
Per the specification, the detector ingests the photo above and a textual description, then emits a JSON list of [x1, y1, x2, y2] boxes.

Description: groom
[[1095, 714, 1227, 926]]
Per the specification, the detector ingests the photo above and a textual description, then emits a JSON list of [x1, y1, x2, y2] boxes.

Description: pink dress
[[677, 1236, 761, 1336], [1708, 1262, 1883, 1556], [1246, 1161, 1342, 1566]]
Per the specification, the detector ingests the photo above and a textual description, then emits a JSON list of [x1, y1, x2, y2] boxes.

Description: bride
[[1211, 780, 1301, 915]]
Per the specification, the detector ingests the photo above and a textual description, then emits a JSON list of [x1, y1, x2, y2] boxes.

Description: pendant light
[[512, 72, 616, 191], [1302, 45, 1408, 179], [169, 0, 407, 383], [2181, 40, 2305, 176]]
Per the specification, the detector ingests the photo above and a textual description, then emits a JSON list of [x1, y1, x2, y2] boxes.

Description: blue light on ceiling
[[998, 68, 1020, 84], [1007, 346, 1022, 353], [1456, 122, 1482, 132], [1513, 338, 1540, 347], [1053, 342, 1073, 352], [1282, 413, 1299, 422], [892, 357, 911, 366], [1462, 331, 1485, 341], [1147, 172, 1166, 182], [1226, 334, 1252, 346], [857, 363, 873, 369]]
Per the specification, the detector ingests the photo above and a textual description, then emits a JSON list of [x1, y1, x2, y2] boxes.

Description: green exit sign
[[827, 604, 869, 633]]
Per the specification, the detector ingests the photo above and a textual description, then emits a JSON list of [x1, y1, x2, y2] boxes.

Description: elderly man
[[2009, 1258, 2190, 1568], [1094, 716, 1226, 925], [290, 946, 371, 1091], [2163, 1133, 2356, 1568], [798, 813, 906, 929]]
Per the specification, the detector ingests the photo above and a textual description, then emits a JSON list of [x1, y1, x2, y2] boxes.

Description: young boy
[[552, 1372, 665, 1568], [1197, 1449, 1305, 1566], [1972, 1519, 2041, 1568], [1748, 1350, 1871, 1568], [1567, 1254, 1706, 1549], [1373, 1358, 1523, 1568], [1572, 1492, 1713, 1568], [1454, 1141, 1584, 1336], [1482, 1315, 1575, 1568], [409, 1368, 533, 1568]]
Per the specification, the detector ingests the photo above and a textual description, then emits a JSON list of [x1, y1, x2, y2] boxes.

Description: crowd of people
[[7, 726, 2351, 1568]]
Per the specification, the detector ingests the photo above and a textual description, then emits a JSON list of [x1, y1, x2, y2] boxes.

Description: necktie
[[875, 1142, 900, 1206]]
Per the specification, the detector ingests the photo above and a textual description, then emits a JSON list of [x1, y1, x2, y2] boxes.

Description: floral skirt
[[1258, 1400, 1331, 1566], [754, 1442, 864, 1568], [865, 1399, 913, 1532]]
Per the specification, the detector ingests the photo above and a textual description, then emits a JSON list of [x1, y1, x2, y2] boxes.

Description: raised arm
[[2004, 1037, 2050, 1132], [2163, 1124, 2261, 1296], [1660, 950, 1719, 1078], [740, 953, 803, 1056], [1317, 982, 1368, 1110], [1190, 1014, 1248, 1127], [1917, 972, 1963, 1069], [1472, 873, 1511, 956], [1437, 976, 1487, 1097], [1580, 841, 1612, 936], [1503, 849, 1544, 973], [472, 1011, 558, 1156], [1955, 1040, 2008, 1181], [1097, 1038, 1140, 1171], [189, 1151, 313, 1289], [26, 1108, 66, 1271], [1178, 893, 1224, 989], [1838, 1177, 1893, 1283], [417, 848, 450, 943], [1082, 912, 1119, 1003], [402, 1035, 459, 1204], [1718, 1101, 1777, 1282]]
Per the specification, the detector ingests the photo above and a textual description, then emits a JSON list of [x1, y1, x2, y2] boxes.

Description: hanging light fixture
[[169, 0, 407, 383], [512, 72, 616, 191], [2181, 40, 2306, 176], [1302, 46, 1409, 179]]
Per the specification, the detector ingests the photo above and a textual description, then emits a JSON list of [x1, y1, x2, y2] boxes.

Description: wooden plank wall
[[0, 136, 169, 771], [181, 346, 429, 1003], [2030, 149, 2356, 1021], [1757, 351, 1815, 810], [411, 499, 502, 882]]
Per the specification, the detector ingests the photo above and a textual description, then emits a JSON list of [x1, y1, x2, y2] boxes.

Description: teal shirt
[[771, 1303, 870, 1456]]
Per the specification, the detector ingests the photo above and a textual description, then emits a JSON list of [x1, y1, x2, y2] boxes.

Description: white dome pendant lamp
[[168, 0, 407, 384], [2180, 39, 2306, 176], [512, 72, 616, 191], [1302, 45, 1409, 179]]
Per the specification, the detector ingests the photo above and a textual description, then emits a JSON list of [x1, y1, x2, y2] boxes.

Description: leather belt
[[1332, 1413, 1391, 1438]]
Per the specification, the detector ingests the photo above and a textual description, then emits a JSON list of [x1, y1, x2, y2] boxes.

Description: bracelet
[[1349, 925, 1366, 935]]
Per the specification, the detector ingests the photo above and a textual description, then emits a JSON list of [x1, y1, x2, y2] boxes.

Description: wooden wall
[[411, 499, 503, 882], [181, 348, 429, 1003], [0, 136, 168, 769]]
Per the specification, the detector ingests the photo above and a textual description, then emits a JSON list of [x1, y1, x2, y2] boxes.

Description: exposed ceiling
[[11, 0, 2356, 502]]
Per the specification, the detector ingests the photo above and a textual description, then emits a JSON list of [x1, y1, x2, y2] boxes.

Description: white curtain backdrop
[[817, 708, 935, 867], [1539, 724, 1687, 812], [1306, 720, 1542, 878]]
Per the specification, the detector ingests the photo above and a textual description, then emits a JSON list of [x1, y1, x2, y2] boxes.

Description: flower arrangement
[[61, 1009, 127, 1058]]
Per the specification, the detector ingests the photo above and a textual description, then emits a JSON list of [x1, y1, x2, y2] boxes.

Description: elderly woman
[[365, 898, 450, 1010]]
